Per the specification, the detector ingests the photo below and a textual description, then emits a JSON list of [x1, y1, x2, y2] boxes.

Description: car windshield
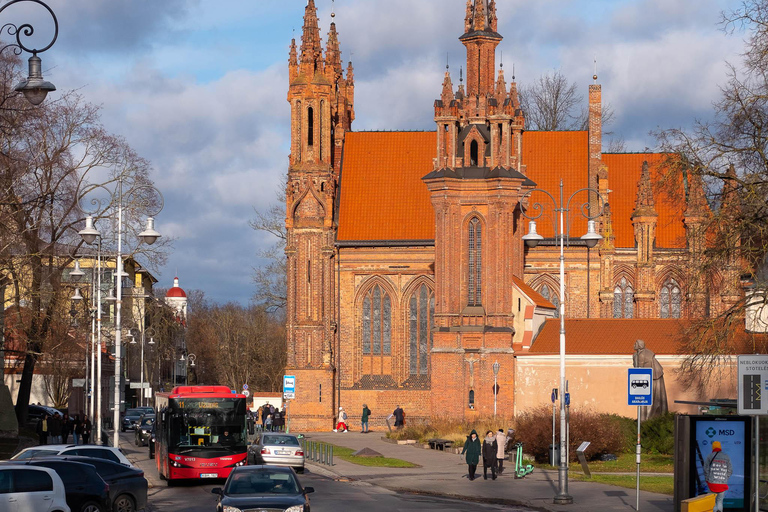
[[225, 471, 299, 495], [168, 398, 247, 452], [140, 418, 154, 427], [261, 435, 300, 447], [125, 409, 143, 417], [11, 449, 60, 460]]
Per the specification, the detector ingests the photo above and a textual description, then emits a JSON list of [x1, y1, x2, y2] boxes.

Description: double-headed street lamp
[[520, 179, 606, 505], [77, 178, 163, 447], [128, 326, 155, 407]]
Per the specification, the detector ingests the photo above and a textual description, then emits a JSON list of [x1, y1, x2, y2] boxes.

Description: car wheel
[[295, 467, 305, 474], [80, 501, 104, 512], [121, 427, 126, 432], [113, 494, 136, 512]]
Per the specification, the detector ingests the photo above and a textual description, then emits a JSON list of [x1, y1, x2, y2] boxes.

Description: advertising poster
[[691, 418, 748, 510]]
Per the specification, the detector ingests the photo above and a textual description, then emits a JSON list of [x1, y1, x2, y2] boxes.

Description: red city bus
[[155, 386, 248, 482]]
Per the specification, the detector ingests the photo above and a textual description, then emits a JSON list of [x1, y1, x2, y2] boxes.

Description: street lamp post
[[521, 179, 606, 505], [492, 361, 500, 418], [128, 325, 155, 407]]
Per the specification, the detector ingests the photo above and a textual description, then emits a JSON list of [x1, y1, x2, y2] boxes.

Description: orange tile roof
[[336, 131, 687, 248], [513, 275, 555, 309], [336, 132, 437, 242], [527, 319, 688, 355], [603, 153, 686, 248]]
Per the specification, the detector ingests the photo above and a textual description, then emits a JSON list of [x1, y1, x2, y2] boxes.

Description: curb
[[304, 461, 342, 480]]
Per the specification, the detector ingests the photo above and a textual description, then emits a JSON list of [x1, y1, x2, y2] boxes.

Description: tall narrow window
[[540, 284, 560, 318], [319, 100, 324, 158], [470, 140, 479, 166], [307, 106, 314, 147], [468, 217, 482, 306], [613, 277, 634, 318], [660, 278, 682, 319], [362, 284, 391, 355], [409, 284, 434, 376], [296, 101, 302, 160]]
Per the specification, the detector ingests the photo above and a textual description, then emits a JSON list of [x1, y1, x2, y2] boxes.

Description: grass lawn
[[540, 453, 674, 473], [331, 445, 419, 468], [571, 473, 674, 495]]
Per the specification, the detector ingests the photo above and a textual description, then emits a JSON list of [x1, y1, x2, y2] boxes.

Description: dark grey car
[[212, 465, 313, 512], [58, 456, 148, 512], [133, 415, 155, 447]]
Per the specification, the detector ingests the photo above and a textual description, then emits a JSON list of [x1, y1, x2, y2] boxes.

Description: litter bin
[[549, 443, 560, 466]]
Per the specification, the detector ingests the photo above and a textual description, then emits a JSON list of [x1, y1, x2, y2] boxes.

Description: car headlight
[[285, 506, 304, 512], [222, 507, 242, 512]]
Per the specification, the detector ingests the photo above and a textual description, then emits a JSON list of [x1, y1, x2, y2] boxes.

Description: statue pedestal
[[0, 384, 19, 439]]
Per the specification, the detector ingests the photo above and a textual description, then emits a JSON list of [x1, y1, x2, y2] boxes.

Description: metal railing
[[300, 439, 334, 466]]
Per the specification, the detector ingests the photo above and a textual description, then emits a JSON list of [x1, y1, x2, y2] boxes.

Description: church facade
[[284, 0, 739, 431]]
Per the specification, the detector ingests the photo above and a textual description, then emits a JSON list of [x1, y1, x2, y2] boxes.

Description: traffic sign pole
[[627, 368, 653, 512], [737, 355, 768, 512]]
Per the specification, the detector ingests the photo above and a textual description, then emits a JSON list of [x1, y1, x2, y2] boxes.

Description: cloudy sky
[[10, 0, 747, 304]]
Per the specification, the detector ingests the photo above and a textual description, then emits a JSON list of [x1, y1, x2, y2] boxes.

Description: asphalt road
[[119, 432, 533, 512]]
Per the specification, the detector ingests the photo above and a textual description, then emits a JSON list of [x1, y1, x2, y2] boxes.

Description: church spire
[[634, 162, 656, 214], [464, 0, 498, 34], [460, 0, 502, 97], [300, 0, 323, 72], [326, 20, 342, 82]]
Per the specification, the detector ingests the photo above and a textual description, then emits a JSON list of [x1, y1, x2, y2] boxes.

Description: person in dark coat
[[36, 413, 49, 445], [81, 415, 92, 444], [361, 404, 371, 433], [482, 430, 498, 480], [72, 415, 81, 445], [61, 414, 71, 445], [261, 404, 270, 430], [461, 429, 481, 480], [273, 409, 282, 432], [49, 413, 62, 444], [393, 405, 404, 429]]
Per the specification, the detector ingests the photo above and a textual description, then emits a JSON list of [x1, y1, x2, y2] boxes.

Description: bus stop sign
[[628, 368, 653, 406]]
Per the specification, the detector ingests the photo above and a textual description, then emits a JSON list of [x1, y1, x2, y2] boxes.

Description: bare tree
[[654, 0, 768, 386], [250, 184, 287, 311]]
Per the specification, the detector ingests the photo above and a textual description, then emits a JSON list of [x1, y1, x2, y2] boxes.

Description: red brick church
[[284, 0, 739, 430]]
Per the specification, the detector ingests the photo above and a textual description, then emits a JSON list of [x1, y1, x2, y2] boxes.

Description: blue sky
[[14, 0, 746, 304]]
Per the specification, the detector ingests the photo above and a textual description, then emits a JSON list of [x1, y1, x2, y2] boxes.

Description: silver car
[[247, 433, 305, 473]]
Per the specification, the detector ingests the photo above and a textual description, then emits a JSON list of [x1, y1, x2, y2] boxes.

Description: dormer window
[[470, 140, 479, 166]]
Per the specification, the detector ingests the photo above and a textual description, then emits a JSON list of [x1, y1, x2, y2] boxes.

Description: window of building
[[470, 140, 479, 166], [409, 284, 434, 376], [362, 284, 391, 355], [540, 284, 560, 318], [660, 278, 682, 319], [468, 217, 482, 306], [307, 106, 314, 147], [613, 277, 635, 318]]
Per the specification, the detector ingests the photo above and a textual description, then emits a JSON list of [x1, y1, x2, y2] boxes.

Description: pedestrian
[[81, 415, 92, 445], [334, 407, 348, 432], [261, 403, 270, 430], [61, 414, 71, 445], [265, 414, 273, 432], [393, 405, 404, 429], [49, 413, 62, 444], [705, 440, 733, 512], [36, 413, 49, 445], [72, 415, 81, 445], [482, 430, 498, 480], [460, 430, 481, 481], [495, 429, 507, 475], [273, 409, 282, 432], [361, 404, 371, 433]]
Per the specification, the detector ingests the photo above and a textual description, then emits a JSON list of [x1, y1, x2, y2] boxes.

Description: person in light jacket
[[495, 429, 507, 475], [460, 430, 481, 481], [705, 441, 733, 512]]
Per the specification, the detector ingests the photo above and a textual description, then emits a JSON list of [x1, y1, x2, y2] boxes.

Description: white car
[[0, 465, 70, 512], [11, 445, 133, 467]]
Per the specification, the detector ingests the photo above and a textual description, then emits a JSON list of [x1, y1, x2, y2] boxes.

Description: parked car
[[58, 456, 147, 512], [120, 409, 148, 433], [12, 445, 133, 467], [0, 464, 71, 512], [211, 465, 313, 512], [133, 415, 155, 447], [24, 405, 61, 429], [247, 433, 305, 473], [8, 459, 110, 512]]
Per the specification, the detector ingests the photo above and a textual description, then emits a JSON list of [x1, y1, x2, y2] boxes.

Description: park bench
[[427, 438, 454, 451]]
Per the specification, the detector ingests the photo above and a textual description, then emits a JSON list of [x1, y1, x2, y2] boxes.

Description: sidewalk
[[301, 431, 674, 512]]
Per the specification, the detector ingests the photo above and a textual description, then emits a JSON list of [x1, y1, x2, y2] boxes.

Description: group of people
[[36, 412, 92, 446], [460, 429, 508, 481], [333, 404, 405, 433], [251, 403, 286, 432]]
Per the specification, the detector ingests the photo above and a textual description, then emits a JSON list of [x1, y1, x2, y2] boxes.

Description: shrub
[[386, 415, 513, 448], [640, 412, 675, 455], [514, 406, 633, 463]]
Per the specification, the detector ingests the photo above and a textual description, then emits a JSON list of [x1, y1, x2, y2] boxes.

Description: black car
[[212, 465, 313, 512], [148, 423, 156, 459], [24, 404, 61, 429], [58, 456, 148, 512], [121, 408, 148, 432], [134, 415, 155, 447], [6, 458, 111, 512]]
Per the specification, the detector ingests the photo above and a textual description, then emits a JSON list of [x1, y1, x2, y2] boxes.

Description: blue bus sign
[[283, 375, 296, 400], [628, 368, 653, 406]]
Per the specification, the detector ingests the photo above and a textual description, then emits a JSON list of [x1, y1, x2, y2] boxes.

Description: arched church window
[[307, 106, 314, 147], [470, 140, 479, 166], [660, 278, 682, 319], [468, 217, 482, 306], [613, 277, 634, 318], [540, 284, 560, 318], [362, 284, 391, 355], [409, 284, 434, 376]]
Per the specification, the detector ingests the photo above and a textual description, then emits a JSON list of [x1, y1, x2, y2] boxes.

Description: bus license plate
[[200, 473, 218, 478]]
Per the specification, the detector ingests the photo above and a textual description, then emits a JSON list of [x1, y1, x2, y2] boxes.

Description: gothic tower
[[285, 0, 354, 431], [424, 0, 528, 419], [631, 162, 659, 318]]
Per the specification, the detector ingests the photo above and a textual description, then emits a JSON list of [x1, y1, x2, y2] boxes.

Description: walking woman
[[460, 429, 481, 480], [482, 430, 498, 480], [361, 404, 371, 433], [81, 415, 92, 445]]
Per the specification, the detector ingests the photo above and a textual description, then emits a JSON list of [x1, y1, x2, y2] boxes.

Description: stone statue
[[633, 339, 668, 420]]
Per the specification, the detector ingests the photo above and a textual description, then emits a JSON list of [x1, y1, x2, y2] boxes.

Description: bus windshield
[[168, 397, 246, 452]]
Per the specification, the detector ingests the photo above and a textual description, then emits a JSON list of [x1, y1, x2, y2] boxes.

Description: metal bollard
[[322, 443, 327, 465], [329, 444, 333, 466]]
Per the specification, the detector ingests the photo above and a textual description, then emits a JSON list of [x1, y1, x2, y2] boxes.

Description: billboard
[[689, 416, 751, 511]]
